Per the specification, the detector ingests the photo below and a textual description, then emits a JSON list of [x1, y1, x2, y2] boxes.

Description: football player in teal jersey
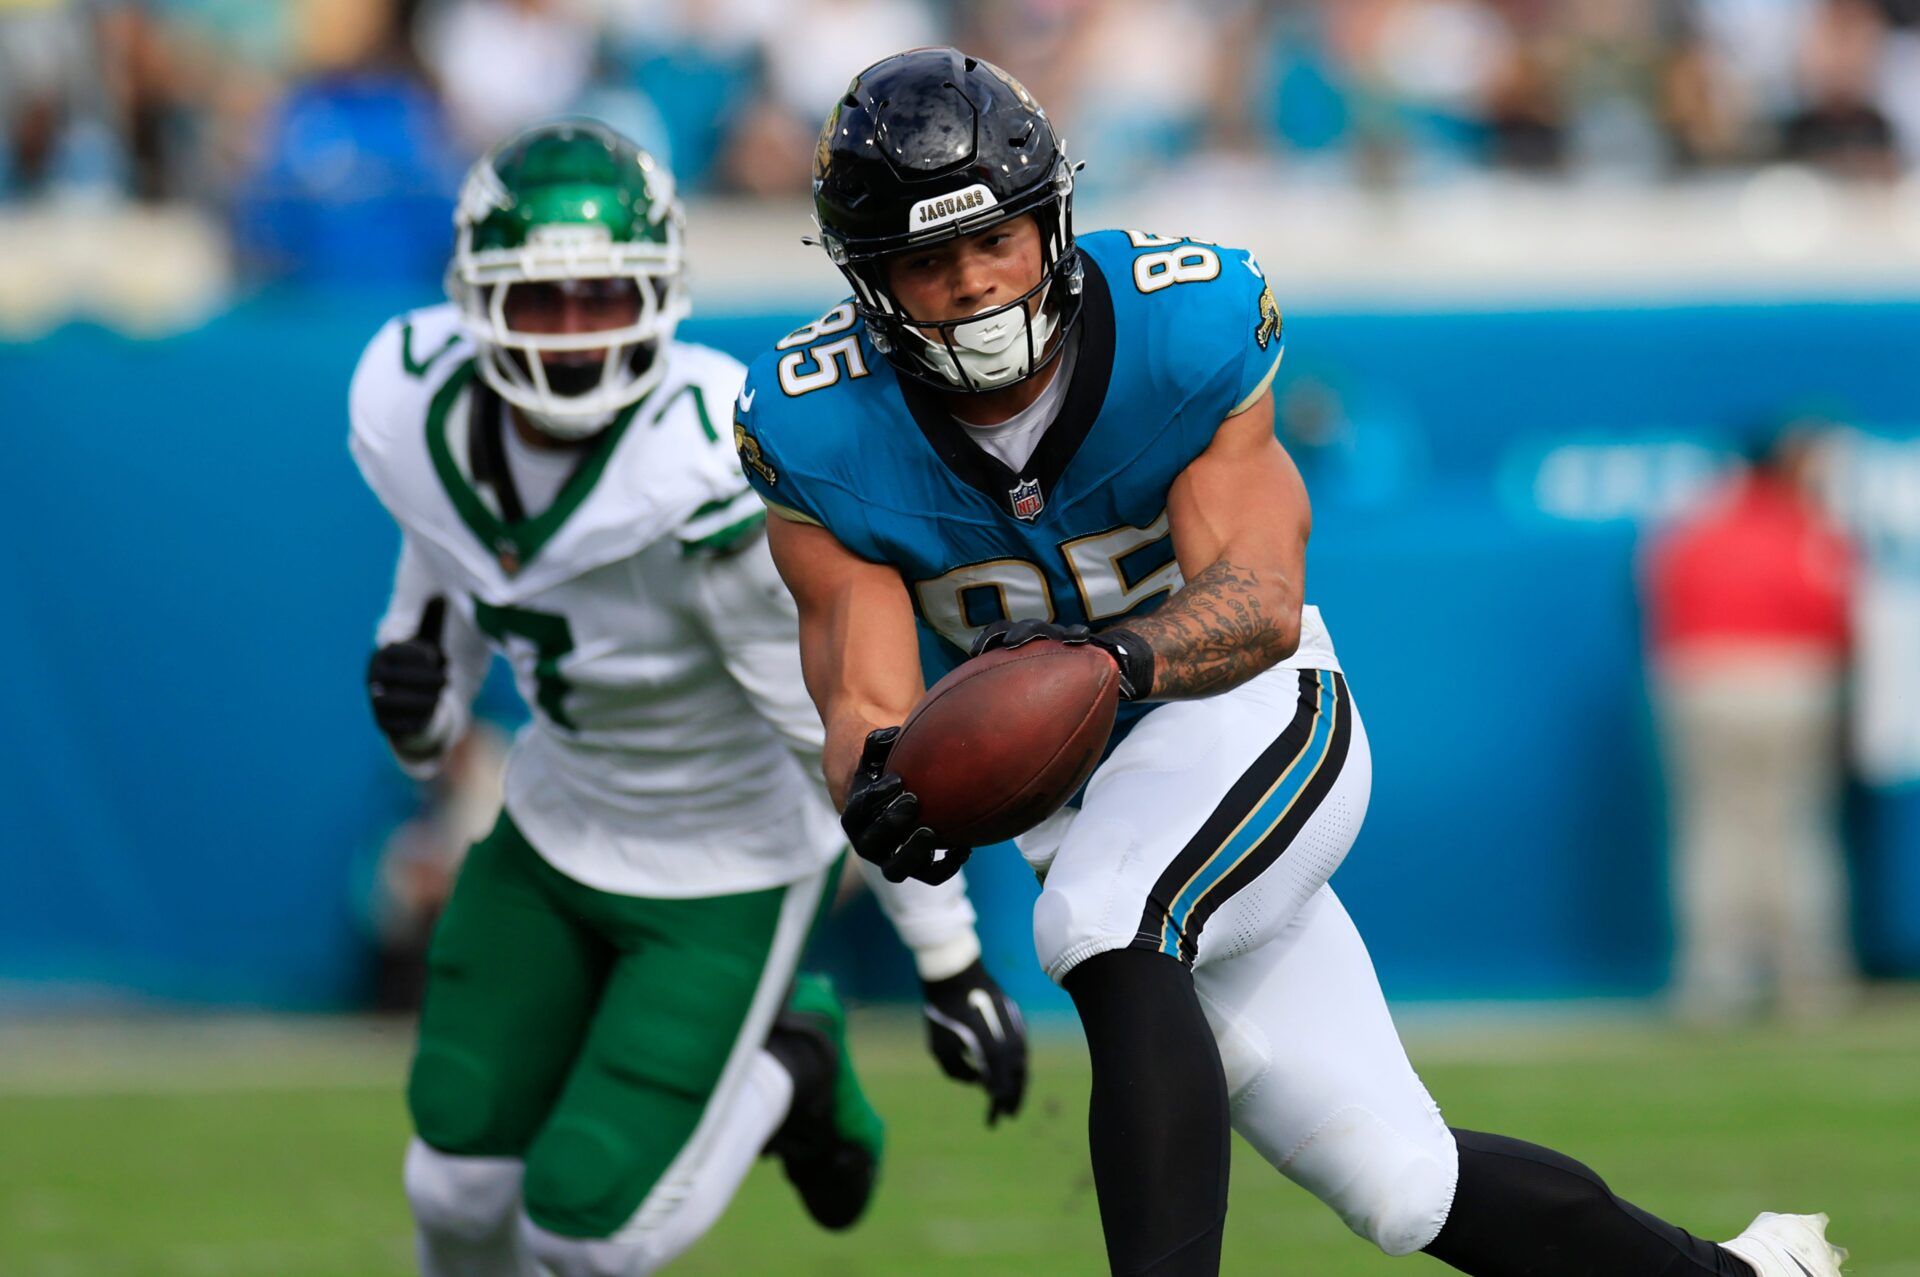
[[733, 48, 1845, 1277]]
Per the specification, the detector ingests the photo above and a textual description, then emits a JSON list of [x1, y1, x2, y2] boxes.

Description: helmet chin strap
[[915, 287, 1058, 391]]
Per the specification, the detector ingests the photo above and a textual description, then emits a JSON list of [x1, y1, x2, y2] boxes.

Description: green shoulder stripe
[[687, 492, 746, 521], [680, 510, 767, 556], [650, 380, 719, 443], [678, 487, 760, 538], [401, 319, 461, 378]]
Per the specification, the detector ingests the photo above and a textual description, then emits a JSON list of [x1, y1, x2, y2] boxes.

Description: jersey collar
[[425, 359, 646, 575], [896, 253, 1115, 522]]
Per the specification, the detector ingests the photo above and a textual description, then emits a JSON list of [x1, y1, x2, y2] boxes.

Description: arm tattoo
[[1125, 559, 1297, 699]]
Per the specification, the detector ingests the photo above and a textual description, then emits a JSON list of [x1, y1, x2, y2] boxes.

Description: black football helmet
[[811, 47, 1081, 394]]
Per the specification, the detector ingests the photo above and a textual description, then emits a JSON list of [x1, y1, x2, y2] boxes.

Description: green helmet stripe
[[457, 120, 677, 253]]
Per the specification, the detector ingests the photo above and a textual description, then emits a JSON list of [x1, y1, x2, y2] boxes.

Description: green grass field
[[2, 1006, 1916, 1276]]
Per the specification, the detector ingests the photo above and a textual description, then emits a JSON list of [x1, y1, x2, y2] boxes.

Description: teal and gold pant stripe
[[1134, 669, 1352, 964]]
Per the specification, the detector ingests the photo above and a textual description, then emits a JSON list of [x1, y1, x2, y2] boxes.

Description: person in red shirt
[[1644, 427, 1859, 1021]]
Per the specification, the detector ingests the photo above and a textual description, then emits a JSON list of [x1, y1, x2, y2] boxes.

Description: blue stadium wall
[[5, 292, 1919, 1014]]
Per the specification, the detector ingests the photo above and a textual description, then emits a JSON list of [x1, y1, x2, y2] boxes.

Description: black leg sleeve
[[1063, 949, 1230, 1277], [1424, 1129, 1755, 1277]]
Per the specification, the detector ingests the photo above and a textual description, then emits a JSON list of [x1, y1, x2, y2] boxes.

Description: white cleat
[[1722, 1212, 1848, 1277]]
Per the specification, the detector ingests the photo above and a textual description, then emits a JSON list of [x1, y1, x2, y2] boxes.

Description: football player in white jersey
[[349, 119, 1026, 1277]]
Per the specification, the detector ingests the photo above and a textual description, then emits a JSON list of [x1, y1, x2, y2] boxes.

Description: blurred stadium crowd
[[5, 0, 1920, 284]]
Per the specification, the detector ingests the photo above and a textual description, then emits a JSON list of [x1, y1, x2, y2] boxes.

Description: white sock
[[404, 1140, 539, 1277], [416, 1228, 539, 1277]]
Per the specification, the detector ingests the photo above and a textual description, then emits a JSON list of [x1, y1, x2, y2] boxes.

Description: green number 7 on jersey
[[473, 599, 577, 730]]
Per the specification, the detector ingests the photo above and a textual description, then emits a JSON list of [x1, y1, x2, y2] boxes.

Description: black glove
[[840, 728, 971, 885], [922, 958, 1028, 1126], [970, 619, 1154, 701], [367, 597, 448, 742]]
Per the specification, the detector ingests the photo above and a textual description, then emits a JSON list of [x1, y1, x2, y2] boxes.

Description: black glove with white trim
[[921, 958, 1027, 1126], [840, 728, 972, 885], [366, 597, 448, 742], [970, 618, 1154, 701]]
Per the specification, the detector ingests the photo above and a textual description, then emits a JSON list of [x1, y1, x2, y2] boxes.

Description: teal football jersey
[[734, 228, 1288, 738]]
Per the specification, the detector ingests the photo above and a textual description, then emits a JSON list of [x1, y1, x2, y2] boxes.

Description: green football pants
[[407, 810, 822, 1238]]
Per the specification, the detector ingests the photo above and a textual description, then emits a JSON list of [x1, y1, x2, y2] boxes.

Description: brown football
[[888, 640, 1121, 846]]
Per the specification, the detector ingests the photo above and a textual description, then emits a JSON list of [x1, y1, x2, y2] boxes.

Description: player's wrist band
[[1093, 628, 1154, 702]]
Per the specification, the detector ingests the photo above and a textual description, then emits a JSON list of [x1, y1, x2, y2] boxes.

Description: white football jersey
[[349, 304, 844, 898]]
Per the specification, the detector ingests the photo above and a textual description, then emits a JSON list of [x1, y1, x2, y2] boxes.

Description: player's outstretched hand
[[841, 728, 971, 885], [366, 597, 448, 741], [970, 619, 1153, 701], [921, 959, 1027, 1126]]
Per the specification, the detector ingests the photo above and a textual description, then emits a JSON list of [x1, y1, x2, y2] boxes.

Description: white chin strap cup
[[917, 298, 1057, 391], [518, 403, 617, 441]]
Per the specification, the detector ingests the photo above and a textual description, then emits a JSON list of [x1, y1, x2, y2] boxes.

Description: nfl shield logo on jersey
[[1009, 478, 1045, 522]]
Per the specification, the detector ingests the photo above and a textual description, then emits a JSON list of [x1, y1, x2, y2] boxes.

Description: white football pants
[[1019, 664, 1460, 1255]]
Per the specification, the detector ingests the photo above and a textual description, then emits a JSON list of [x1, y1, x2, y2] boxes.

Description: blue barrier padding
[[3, 289, 1916, 1008]]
